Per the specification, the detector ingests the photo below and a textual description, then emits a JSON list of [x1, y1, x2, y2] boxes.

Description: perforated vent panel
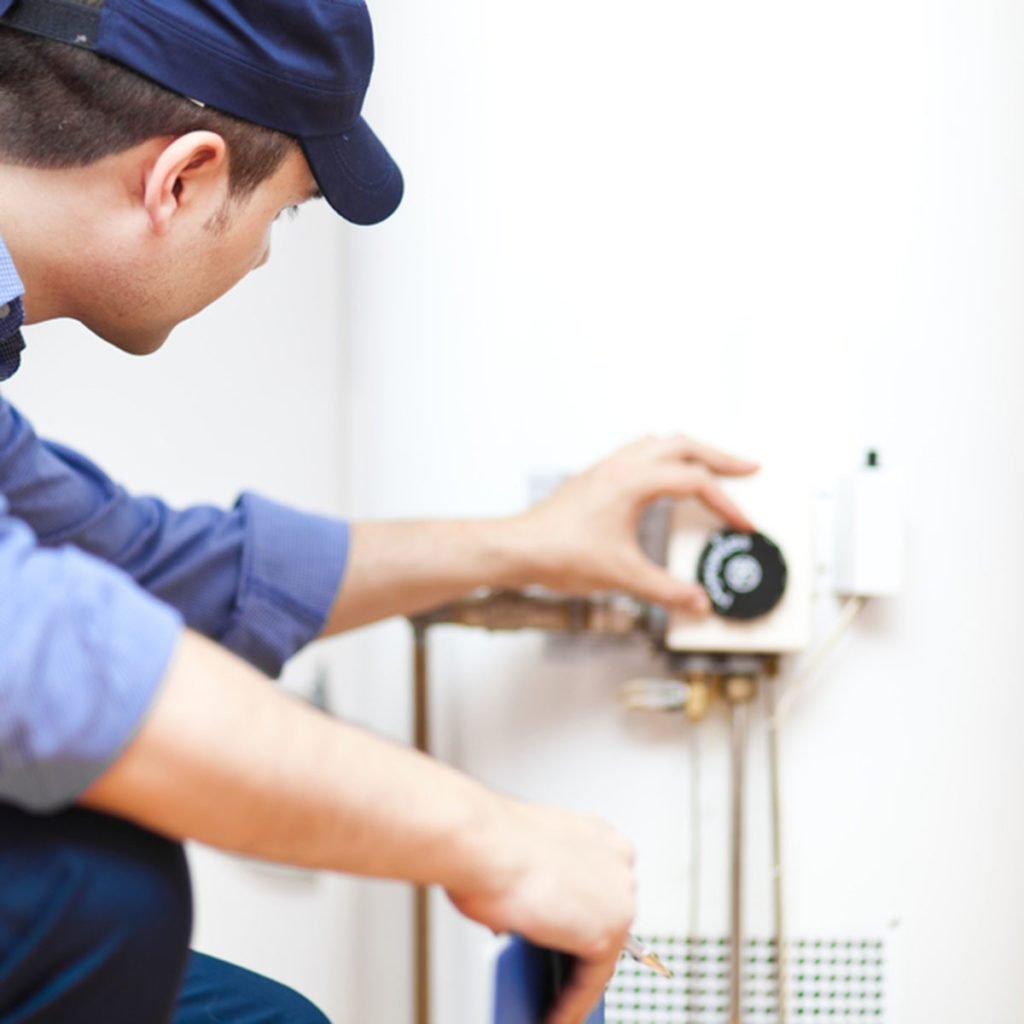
[[607, 935, 891, 1023]]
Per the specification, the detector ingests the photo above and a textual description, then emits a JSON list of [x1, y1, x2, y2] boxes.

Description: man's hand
[[506, 435, 758, 614], [323, 434, 757, 633], [84, 632, 635, 1024], [448, 800, 636, 1024]]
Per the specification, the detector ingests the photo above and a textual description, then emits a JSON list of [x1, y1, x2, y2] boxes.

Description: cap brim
[[301, 118, 403, 227]]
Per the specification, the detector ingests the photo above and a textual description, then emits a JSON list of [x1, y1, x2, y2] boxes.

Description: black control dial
[[696, 530, 788, 621]]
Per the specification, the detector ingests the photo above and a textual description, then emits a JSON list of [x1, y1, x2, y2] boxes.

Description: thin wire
[[774, 596, 866, 724], [768, 595, 865, 1024], [766, 676, 787, 1024]]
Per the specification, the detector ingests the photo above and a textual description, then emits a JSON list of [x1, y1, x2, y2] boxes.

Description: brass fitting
[[723, 674, 758, 705], [683, 672, 714, 722]]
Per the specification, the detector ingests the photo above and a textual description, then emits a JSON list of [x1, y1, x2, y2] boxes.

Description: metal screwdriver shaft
[[624, 935, 674, 978]]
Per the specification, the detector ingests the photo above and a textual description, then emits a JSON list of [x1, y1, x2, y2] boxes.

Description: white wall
[[342, 1, 1024, 1022]]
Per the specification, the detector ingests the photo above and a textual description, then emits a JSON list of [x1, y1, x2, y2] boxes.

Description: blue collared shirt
[[0, 234, 349, 810]]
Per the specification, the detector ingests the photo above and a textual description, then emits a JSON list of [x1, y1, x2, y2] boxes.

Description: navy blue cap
[[0, 0, 403, 225]]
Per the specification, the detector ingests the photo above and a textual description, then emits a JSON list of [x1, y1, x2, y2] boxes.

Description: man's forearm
[[320, 438, 757, 636], [82, 628, 638, 1013], [82, 629, 503, 891], [322, 518, 535, 634]]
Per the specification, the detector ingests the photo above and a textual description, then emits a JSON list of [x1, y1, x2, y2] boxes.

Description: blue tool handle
[[494, 937, 605, 1024]]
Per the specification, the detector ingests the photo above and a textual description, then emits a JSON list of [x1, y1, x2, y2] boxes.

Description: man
[[0, 1, 757, 1022]]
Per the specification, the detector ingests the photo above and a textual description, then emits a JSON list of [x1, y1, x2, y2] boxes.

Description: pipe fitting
[[682, 672, 714, 722], [621, 678, 690, 712], [723, 673, 758, 705]]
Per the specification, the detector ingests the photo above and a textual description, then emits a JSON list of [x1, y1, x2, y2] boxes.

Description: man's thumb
[[627, 558, 711, 614]]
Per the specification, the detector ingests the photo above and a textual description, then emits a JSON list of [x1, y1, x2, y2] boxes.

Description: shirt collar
[[0, 233, 24, 308], [0, 232, 26, 381]]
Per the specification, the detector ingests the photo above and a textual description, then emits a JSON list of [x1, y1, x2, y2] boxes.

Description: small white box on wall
[[834, 452, 905, 598]]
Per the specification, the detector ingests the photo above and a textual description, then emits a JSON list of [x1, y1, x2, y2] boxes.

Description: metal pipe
[[688, 723, 702, 944], [766, 677, 788, 1024], [728, 694, 748, 1024], [414, 589, 649, 636], [686, 724, 703, 1024], [722, 668, 760, 1024], [412, 623, 431, 1024], [406, 590, 656, 1024]]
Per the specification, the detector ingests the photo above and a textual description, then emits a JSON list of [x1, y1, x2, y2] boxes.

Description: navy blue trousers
[[0, 804, 329, 1023]]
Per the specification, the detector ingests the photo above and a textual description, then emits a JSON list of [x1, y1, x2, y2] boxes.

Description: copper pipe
[[412, 623, 431, 1024], [724, 673, 757, 1024], [728, 694, 748, 1024], [416, 589, 648, 636], [406, 591, 654, 1024]]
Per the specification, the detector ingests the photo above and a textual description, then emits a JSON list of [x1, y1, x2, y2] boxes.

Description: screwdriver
[[624, 935, 673, 978]]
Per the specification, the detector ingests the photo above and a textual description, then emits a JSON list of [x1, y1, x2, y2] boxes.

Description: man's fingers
[[691, 475, 756, 531], [639, 465, 755, 532], [546, 956, 620, 1024], [621, 555, 711, 613], [650, 434, 759, 476]]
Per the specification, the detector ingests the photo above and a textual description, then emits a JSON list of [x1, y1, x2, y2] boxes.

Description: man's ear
[[143, 131, 229, 235]]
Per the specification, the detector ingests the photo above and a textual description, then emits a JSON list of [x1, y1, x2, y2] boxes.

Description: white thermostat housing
[[665, 471, 815, 654], [834, 452, 905, 597]]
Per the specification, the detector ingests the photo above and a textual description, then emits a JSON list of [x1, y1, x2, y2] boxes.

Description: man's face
[[84, 147, 322, 354]]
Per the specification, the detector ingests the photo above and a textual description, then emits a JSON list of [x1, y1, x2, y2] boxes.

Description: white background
[[8, 1, 1024, 1021]]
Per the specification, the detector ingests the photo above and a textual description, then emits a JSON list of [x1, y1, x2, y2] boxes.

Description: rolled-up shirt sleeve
[[0, 398, 348, 677], [0, 499, 183, 811]]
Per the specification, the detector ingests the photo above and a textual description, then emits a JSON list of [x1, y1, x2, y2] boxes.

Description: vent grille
[[607, 935, 889, 1023]]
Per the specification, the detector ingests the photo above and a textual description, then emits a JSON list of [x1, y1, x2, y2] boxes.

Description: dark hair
[[0, 25, 294, 196]]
